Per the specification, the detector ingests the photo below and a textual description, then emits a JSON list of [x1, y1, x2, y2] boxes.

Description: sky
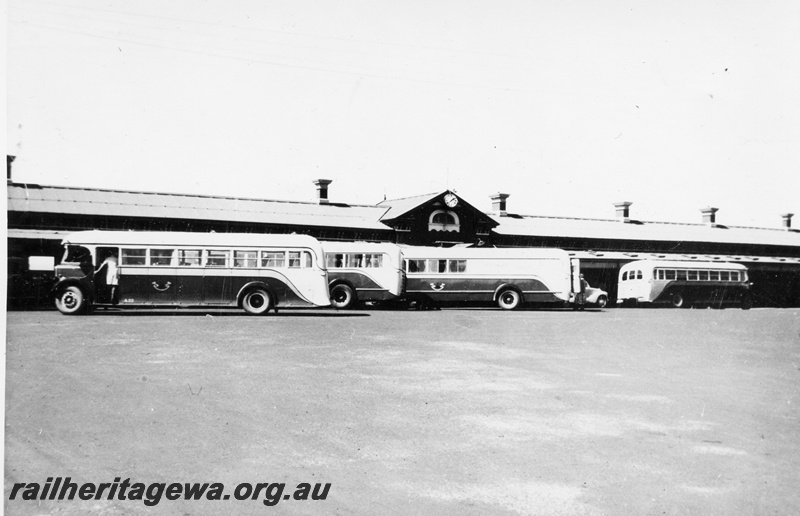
[[6, 0, 800, 227]]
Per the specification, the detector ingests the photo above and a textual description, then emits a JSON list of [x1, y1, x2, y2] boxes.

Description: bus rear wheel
[[497, 289, 521, 310], [330, 284, 356, 309], [242, 288, 271, 315], [671, 291, 689, 309], [55, 285, 87, 315]]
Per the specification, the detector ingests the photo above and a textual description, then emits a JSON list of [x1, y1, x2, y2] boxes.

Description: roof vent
[[7, 155, 16, 184], [613, 201, 632, 222], [781, 213, 794, 230], [700, 207, 719, 226], [490, 193, 509, 216], [313, 179, 332, 204]]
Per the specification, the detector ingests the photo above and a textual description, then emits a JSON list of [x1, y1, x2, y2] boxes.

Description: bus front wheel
[[242, 288, 271, 315], [671, 291, 689, 309], [55, 286, 87, 315], [330, 284, 356, 309], [497, 289, 521, 310]]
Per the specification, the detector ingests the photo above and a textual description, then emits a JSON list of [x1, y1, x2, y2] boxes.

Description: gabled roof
[[378, 190, 498, 226], [8, 183, 393, 232], [491, 213, 800, 250], [376, 191, 442, 222]]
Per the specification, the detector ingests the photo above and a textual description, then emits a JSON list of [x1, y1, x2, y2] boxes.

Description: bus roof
[[320, 241, 402, 255], [620, 259, 748, 271], [60, 230, 324, 250], [399, 246, 570, 260]]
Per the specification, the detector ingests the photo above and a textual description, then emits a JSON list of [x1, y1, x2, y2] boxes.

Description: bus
[[322, 242, 405, 309], [401, 246, 578, 310], [52, 231, 330, 315], [617, 260, 752, 309]]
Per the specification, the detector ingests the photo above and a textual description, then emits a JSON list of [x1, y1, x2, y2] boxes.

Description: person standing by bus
[[97, 253, 119, 304]]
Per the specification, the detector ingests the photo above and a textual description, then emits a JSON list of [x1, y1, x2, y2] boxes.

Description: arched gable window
[[428, 210, 460, 232]]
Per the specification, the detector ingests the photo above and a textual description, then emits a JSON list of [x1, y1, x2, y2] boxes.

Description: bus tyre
[[497, 289, 521, 310], [330, 284, 356, 309], [55, 286, 87, 315], [671, 291, 688, 309], [242, 288, 271, 315], [741, 293, 753, 310]]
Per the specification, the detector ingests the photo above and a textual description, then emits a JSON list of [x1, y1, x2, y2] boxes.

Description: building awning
[[7, 229, 68, 240]]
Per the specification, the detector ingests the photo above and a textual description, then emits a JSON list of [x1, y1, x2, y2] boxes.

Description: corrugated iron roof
[[567, 250, 800, 265], [7, 183, 799, 253], [8, 184, 392, 231], [491, 214, 800, 249]]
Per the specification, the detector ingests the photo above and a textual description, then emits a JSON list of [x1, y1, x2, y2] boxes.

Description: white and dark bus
[[617, 260, 752, 309], [322, 242, 405, 309], [401, 246, 579, 310], [52, 231, 330, 315]]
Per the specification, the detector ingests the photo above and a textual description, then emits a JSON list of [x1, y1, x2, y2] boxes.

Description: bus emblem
[[151, 281, 172, 292], [430, 282, 446, 291]]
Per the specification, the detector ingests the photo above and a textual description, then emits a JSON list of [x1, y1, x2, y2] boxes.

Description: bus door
[[94, 247, 117, 303]]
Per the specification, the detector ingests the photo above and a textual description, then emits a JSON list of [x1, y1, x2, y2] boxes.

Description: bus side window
[[676, 270, 687, 281], [346, 254, 363, 268], [178, 249, 202, 266], [371, 254, 383, 268], [698, 270, 709, 281], [234, 250, 257, 268], [206, 250, 229, 267], [261, 251, 285, 268], [636, 270, 642, 280], [303, 251, 312, 268], [288, 251, 301, 268], [448, 259, 466, 273], [730, 271, 739, 281], [150, 249, 175, 266], [687, 270, 698, 281], [709, 270, 720, 281], [121, 248, 146, 266], [719, 271, 730, 281], [665, 270, 676, 280], [622, 271, 628, 281], [407, 260, 425, 273]]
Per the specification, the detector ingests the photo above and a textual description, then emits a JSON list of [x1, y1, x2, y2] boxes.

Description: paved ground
[[4, 307, 800, 515]]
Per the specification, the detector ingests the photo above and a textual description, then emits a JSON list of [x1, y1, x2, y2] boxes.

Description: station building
[[7, 158, 800, 307]]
